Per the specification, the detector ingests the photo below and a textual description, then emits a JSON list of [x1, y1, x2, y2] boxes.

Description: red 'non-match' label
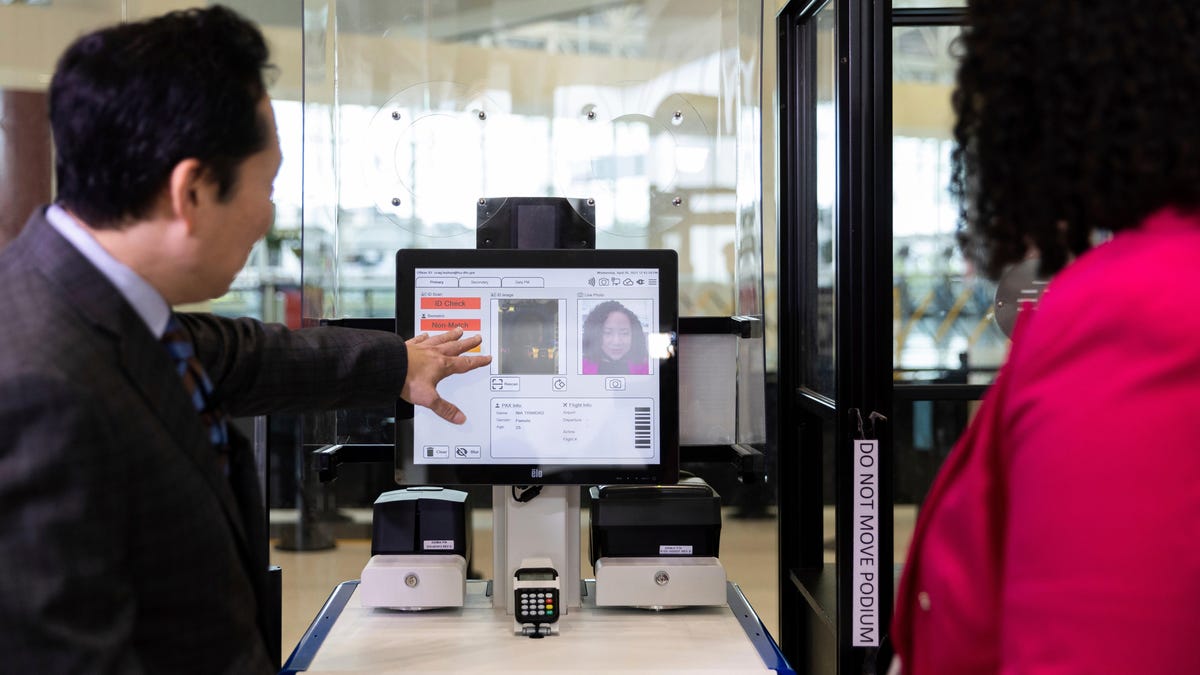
[[420, 318, 481, 331]]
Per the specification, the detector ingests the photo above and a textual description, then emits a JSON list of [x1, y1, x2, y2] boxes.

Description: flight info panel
[[410, 265, 664, 467]]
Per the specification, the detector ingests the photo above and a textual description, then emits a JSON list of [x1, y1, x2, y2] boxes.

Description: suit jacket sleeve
[[175, 313, 409, 417]]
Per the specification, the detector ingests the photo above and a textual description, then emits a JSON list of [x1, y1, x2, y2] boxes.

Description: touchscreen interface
[[395, 249, 678, 485]]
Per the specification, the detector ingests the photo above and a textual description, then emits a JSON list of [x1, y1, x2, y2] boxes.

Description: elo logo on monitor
[[394, 248, 679, 486]]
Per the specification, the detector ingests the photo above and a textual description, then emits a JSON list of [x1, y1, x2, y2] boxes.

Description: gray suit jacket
[[0, 208, 409, 673]]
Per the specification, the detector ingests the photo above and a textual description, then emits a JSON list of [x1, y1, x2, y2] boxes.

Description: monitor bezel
[[394, 248, 680, 486]]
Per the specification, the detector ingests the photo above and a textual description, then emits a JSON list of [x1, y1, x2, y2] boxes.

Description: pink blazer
[[892, 208, 1200, 674]]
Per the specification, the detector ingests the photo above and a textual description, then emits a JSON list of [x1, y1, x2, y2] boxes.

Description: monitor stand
[[491, 486, 581, 614], [479, 196, 592, 617]]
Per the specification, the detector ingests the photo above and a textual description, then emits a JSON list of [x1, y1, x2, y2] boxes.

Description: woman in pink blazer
[[890, 2, 1200, 673]]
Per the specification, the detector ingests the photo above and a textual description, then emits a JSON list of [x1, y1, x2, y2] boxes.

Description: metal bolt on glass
[[672, 197, 682, 206], [391, 111, 401, 120], [391, 197, 401, 206], [477, 110, 487, 121], [672, 110, 683, 125]]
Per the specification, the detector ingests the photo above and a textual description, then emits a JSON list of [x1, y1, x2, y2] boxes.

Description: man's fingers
[[413, 330, 483, 357], [444, 354, 492, 374], [402, 333, 490, 423], [429, 396, 467, 425], [422, 327, 464, 346], [437, 334, 484, 356]]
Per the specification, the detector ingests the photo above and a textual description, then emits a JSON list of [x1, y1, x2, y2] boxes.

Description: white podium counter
[[282, 580, 792, 674]]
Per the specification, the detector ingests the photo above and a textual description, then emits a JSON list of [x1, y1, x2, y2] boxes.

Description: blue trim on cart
[[727, 582, 795, 674], [279, 579, 359, 674]]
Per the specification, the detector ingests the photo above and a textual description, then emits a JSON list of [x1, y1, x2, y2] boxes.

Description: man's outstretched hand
[[401, 327, 492, 424]]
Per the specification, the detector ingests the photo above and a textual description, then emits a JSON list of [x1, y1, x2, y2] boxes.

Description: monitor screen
[[395, 248, 679, 485]]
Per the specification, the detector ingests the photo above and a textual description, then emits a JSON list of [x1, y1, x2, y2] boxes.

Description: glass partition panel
[[295, 0, 770, 644], [734, 0, 766, 445], [202, 1, 307, 324], [300, 0, 761, 316], [300, 0, 765, 448], [892, 23, 1003, 385], [892, 22, 991, 564], [805, 2, 837, 399]]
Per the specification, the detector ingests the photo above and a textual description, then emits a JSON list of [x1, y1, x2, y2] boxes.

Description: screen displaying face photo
[[578, 298, 653, 375], [395, 249, 678, 485]]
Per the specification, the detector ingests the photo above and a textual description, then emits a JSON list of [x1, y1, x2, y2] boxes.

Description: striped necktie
[[161, 315, 231, 473]]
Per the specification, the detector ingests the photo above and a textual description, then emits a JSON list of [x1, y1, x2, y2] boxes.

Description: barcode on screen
[[634, 406, 652, 449]]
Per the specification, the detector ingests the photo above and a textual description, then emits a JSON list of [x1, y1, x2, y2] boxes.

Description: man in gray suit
[[0, 7, 490, 673]]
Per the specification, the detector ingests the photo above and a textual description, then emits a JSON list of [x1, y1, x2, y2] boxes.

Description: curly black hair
[[951, 1, 1200, 279]]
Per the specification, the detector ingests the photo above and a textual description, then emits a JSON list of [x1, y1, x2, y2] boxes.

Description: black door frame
[[776, 2, 978, 673], [777, 2, 972, 673]]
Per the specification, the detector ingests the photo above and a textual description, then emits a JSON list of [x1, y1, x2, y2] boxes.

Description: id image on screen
[[496, 299, 561, 375]]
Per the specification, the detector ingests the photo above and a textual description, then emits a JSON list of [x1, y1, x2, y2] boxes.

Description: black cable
[[511, 485, 542, 502]]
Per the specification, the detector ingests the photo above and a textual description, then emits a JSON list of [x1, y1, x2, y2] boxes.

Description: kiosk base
[[593, 556, 727, 608], [358, 554, 467, 609]]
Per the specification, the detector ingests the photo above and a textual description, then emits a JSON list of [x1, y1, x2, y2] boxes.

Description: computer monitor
[[395, 248, 679, 486]]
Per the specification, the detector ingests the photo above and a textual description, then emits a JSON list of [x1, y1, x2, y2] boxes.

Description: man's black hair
[[49, 5, 272, 228]]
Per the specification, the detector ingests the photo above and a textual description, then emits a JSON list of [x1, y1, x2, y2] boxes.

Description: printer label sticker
[[659, 545, 693, 555], [423, 540, 455, 551]]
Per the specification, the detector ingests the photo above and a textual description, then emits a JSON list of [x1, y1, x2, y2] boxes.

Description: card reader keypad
[[516, 589, 558, 623]]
